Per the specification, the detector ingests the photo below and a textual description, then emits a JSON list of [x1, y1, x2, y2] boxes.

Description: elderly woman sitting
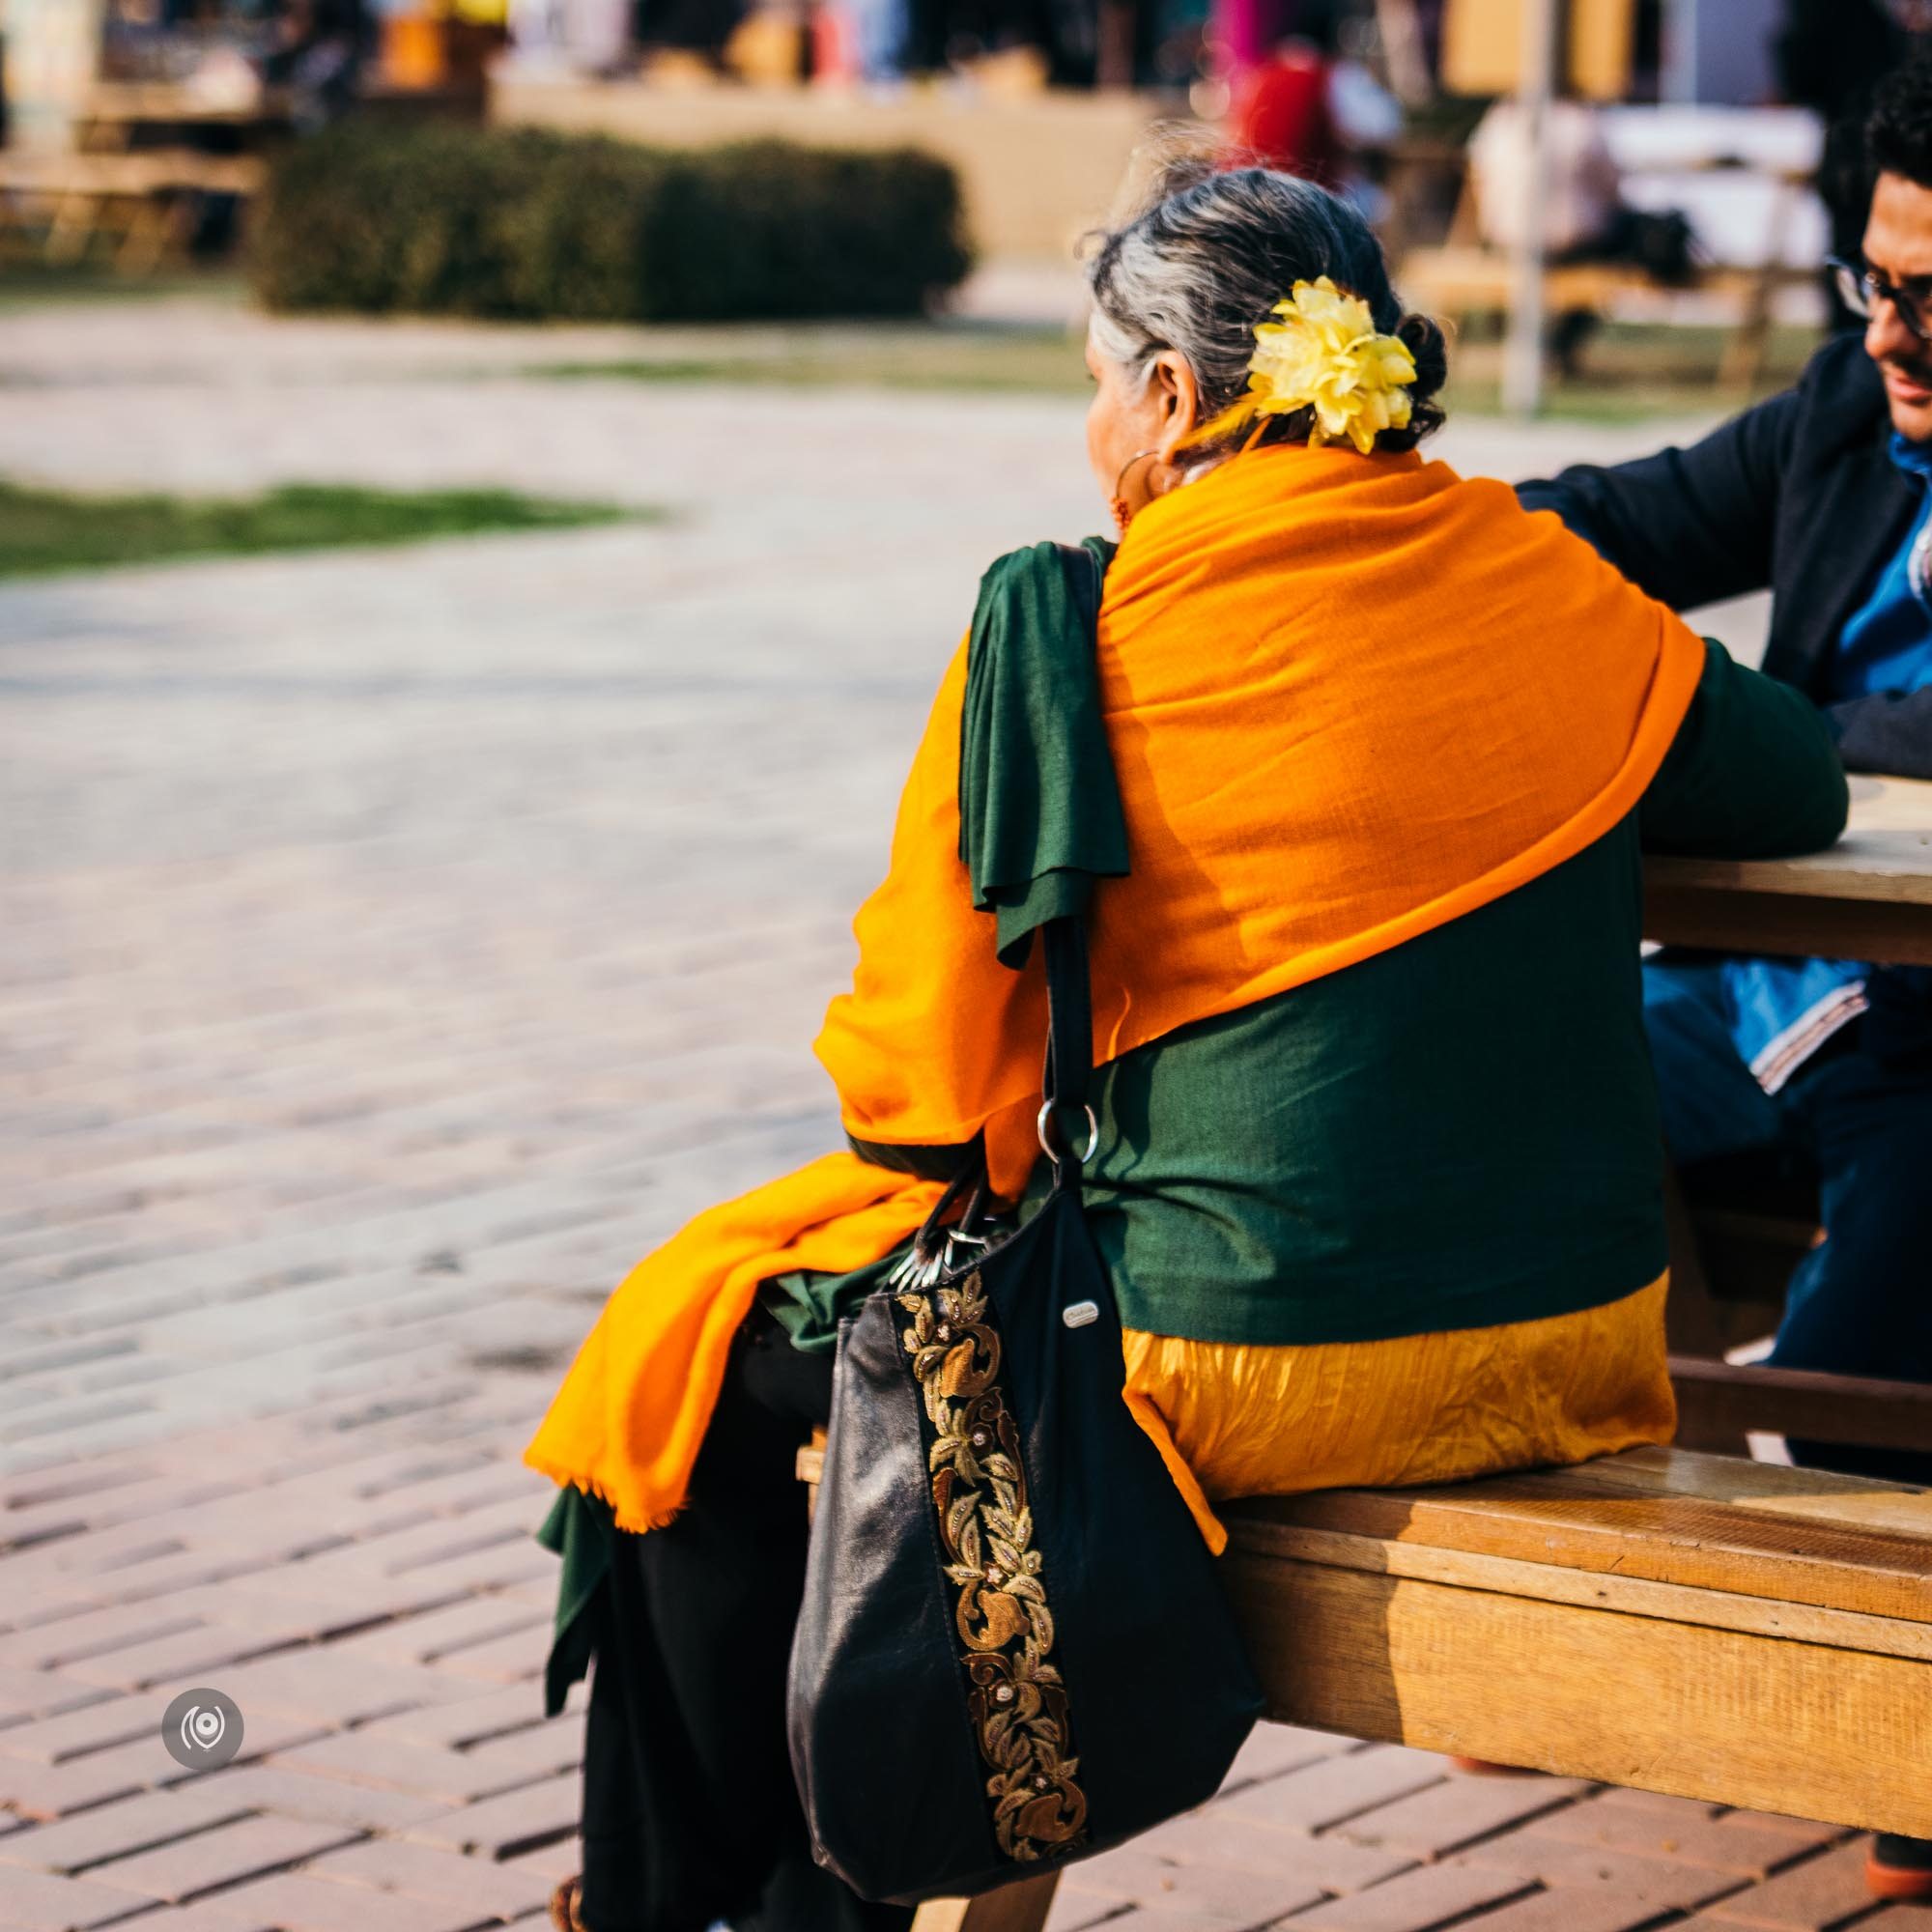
[[527, 157, 1849, 1932]]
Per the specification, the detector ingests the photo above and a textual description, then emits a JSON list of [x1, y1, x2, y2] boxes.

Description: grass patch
[[525, 316, 1821, 420], [0, 481, 640, 581], [0, 265, 250, 314], [1442, 320, 1818, 422], [526, 322, 1089, 396]]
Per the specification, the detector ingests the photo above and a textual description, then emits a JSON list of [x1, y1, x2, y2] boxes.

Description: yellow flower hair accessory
[[1186, 276, 1418, 458]]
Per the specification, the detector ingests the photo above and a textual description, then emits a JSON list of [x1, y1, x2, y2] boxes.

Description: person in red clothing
[[1228, 1, 1343, 183]]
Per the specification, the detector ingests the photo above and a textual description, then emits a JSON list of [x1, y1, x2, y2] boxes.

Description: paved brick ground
[[0, 299, 1841, 1932]]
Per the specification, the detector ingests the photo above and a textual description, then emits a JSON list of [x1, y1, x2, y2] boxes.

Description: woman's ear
[[1149, 351, 1201, 462]]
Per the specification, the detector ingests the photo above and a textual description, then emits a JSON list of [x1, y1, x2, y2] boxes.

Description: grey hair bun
[[1087, 161, 1447, 455]]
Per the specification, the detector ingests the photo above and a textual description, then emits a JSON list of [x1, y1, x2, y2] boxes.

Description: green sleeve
[[535, 1487, 613, 1718], [1639, 639, 1849, 859], [959, 537, 1125, 968]]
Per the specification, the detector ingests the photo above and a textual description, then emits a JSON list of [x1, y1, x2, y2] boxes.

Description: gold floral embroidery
[[898, 1270, 1088, 1862]]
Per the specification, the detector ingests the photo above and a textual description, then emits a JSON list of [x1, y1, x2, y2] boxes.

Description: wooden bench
[[0, 150, 264, 273], [1402, 244, 1659, 321], [1399, 245, 1806, 392], [1395, 131, 1817, 395], [793, 781, 1932, 1929], [799, 1438, 1932, 1932], [71, 82, 292, 155]]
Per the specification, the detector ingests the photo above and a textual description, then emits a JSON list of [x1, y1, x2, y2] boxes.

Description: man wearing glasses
[[1519, 52, 1932, 1900]]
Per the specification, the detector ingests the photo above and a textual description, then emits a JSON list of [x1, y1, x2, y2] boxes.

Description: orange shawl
[[526, 443, 1707, 1531]]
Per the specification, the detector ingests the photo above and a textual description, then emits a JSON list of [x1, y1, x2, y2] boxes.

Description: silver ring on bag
[[1037, 1101, 1099, 1166]]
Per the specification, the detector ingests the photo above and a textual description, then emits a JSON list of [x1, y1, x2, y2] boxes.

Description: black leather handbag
[[786, 913, 1264, 1906]]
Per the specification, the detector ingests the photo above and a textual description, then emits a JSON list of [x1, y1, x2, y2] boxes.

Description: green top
[[778, 644, 1844, 1350]]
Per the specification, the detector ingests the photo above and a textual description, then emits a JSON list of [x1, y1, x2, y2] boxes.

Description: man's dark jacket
[[1518, 335, 1932, 779]]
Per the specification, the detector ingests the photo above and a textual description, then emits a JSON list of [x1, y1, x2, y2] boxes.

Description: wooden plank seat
[[1400, 244, 1661, 317], [1670, 1357, 1932, 1458], [1400, 250, 1795, 316], [0, 150, 264, 272], [797, 1438, 1932, 1931]]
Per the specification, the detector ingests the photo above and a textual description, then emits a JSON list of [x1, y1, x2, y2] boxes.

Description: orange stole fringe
[[526, 1155, 943, 1530]]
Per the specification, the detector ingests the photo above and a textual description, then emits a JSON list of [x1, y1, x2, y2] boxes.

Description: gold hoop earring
[[1110, 447, 1162, 535]]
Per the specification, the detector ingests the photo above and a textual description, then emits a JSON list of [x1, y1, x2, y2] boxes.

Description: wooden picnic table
[[1645, 771, 1932, 1444], [0, 148, 265, 272], [1398, 116, 1824, 394], [0, 79, 282, 274], [74, 81, 292, 152], [1644, 772, 1932, 967]]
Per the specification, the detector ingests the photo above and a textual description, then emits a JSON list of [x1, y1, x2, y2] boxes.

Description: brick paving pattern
[[0, 299, 1831, 1932]]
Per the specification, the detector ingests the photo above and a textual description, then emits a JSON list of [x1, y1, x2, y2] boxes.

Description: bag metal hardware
[[1037, 1101, 1100, 1166]]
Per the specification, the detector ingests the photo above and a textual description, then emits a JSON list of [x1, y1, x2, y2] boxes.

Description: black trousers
[[579, 1309, 919, 1932]]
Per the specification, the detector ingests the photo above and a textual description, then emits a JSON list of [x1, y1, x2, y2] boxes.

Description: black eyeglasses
[[1829, 256, 1932, 342]]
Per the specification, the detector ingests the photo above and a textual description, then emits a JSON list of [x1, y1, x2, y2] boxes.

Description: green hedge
[[250, 121, 974, 323]]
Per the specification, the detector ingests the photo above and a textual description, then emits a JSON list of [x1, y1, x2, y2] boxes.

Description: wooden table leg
[[1662, 1163, 1752, 1456], [44, 188, 99, 266], [1719, 270, 1774, 395], [117, 194, 175, 275], [910, 1869, 1062, 1932], [1719, 175, 1800, 396]]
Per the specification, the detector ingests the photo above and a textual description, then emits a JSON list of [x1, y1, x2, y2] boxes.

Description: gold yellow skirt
[[1120, 1275, 1675, 1552]]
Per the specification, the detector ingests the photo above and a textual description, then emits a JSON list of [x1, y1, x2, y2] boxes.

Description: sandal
[[549, 1880, 588, 1932]]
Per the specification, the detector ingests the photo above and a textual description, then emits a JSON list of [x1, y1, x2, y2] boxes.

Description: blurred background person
[[262, 0, 370, 128], [1228, 2, 1343, 181], [1226, 0, 1399, 213], [1469, 81, 1696, 370], [1468, 88, 1623, 262]]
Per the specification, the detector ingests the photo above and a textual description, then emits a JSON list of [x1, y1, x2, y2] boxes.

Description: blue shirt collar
[[1891, 431, 1932, 484]]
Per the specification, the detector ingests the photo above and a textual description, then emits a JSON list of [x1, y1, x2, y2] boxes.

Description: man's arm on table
[[1520, 396, 1932, 781], [1520, 377, 1932, 781], [1518, 389, 1801, 611], [1642, 639, 1849, 858]]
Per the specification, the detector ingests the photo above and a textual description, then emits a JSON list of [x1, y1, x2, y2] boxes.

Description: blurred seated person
[[1518, 55, 1932, 1899], [1469, 91, 1695, 368], [262, 0, 370, 128]]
